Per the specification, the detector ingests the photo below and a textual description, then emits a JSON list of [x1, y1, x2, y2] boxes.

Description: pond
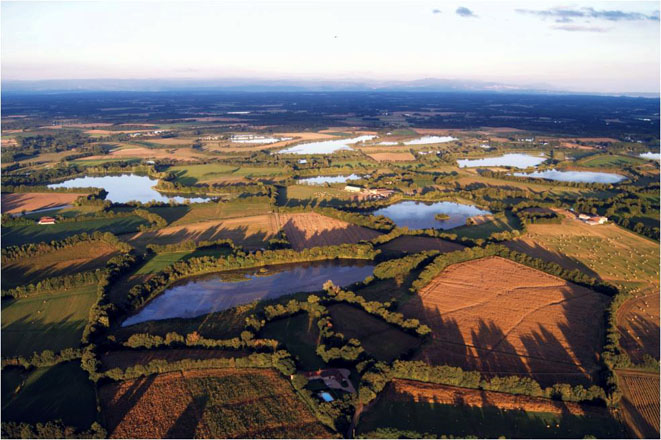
[[457, 153, 546, 168], [371, 201, 491, 230], [513, 169, 626, 184], [297, 174, 363, 185], [378, 136, 457, 146], [231, 135, 291, 144], [48, 174, 212, 204], [122, 260, 374, 326], [278, 135, 375, 154], [639, 152, 661, 161]]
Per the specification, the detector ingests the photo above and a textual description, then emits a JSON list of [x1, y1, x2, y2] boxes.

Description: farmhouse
[[344, 185, 362, 192], [37, 216, 56, 225], [303, 368, 356, 393], [577, 213, 608, 225]]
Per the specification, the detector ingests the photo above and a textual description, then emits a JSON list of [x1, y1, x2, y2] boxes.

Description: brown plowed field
[[378, 236, 465, 254], [1, 192, 86, 214], [127, 215, 280, 251], [276, 212, 381, 250], [367, 152, 415, 162], [618, 370, 660, 438], [99, 368, 330, 438], [402, 256, 609, 386], [616, 294, 660, 363], [389, 379, 609, 416]]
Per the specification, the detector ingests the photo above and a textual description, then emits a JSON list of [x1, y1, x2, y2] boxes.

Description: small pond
[[122, 260, 374, 326], [513, 169, 626, 184], [457, 153, 546, 168], [297, 174, 363, 185], [371, 201, 491, 230], [278, 135, 375, 154], [48, 174, 212, 204], [639, 152, 661, 161]]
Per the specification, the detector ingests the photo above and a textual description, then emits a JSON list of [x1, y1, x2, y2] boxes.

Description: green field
[[451, 211, 522, 240], [170, 164, 283, 185], [1, 216, 149, 247], [1, 284, 98, 357], [71, 158, 141, 166], [260, 312, 324, 370], [2, 240, 118, 290], [170, 198, 272, 225], [358, 395, 627, 438], [328, 304, 420, 362], [575, 154, 646, 168], [1, 362, 97, 429], [136, 247, 233, 276]]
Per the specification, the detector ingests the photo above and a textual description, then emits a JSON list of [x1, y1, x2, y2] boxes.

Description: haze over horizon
[[2, 1, 660, 95]]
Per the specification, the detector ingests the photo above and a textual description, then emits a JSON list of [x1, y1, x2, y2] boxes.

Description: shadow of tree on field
[[165, 394, 209, 438], [102, 374, 157, 436], [399, 279, 607, 387], [357, 384, 627, 438]]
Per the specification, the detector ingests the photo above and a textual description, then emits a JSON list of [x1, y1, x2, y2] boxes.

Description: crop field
[[575, 154, 647, 168], [127, 214, 280, 251], [2, 241, 119, 289], [616, 294, 660, 363], [99, 368, 330, 438], [2, 216, 149, 247], [506, 211, 660, 295], [100, 349, 247, 370], [260, 312, 324, 370], [134, 248, 232, 276], [367, 152, 416, 162], [1, 284, 98, 357], [357, 379, 626, 438], [1, 362, 97, 429], [450, 211, 521, 239], [85, 146, 206, 162], [169, 164, 283, 185], [284, 184, 356, 203], [1, 192, 87, 214], [328, 304, 420, 362], [377, 236, 465, 255], [618, 370, 660, 438], [169, 199, 272, 225], [401, 257, 609, 386], [276, 212, 381, 250]]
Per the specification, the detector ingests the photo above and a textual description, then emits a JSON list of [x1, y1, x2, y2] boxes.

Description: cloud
[[432, 8, 441, 14], [552, 24, 609, 32], [516, 7, 660, 22], [456, 6, 476, 17]]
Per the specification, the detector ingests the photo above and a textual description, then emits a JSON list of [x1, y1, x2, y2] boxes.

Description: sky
[[1, 0, 659, 93]]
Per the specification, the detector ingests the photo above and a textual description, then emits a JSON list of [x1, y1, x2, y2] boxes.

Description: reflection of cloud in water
[[122, 260, 373, 326], [278, 135, 375, 154], [372, 201, 491, 230]]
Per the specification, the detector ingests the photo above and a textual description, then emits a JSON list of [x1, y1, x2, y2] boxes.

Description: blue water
[[49, 174, 211, 204], [297, 174, 362, 185], [371, 201, 491, 230], [122, 260, 374, 326], [514, 169, 626, 184], [640, 152, 660, 161], [457, 153, 546, 168], [278, 135, 375, 154]]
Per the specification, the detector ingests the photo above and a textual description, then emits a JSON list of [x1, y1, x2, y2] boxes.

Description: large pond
[[48, 174, 212, 204], [231, 135, 291, 144], [457, 153, 546, 168], [122, 260, 374, 326], [378, 135, 457, 146], [278, 135, 375, 154], [297, 174, 362, 185], [514, 169, 626, 184], [640, 152, 661, 161], [371, 201, 491, 230]]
